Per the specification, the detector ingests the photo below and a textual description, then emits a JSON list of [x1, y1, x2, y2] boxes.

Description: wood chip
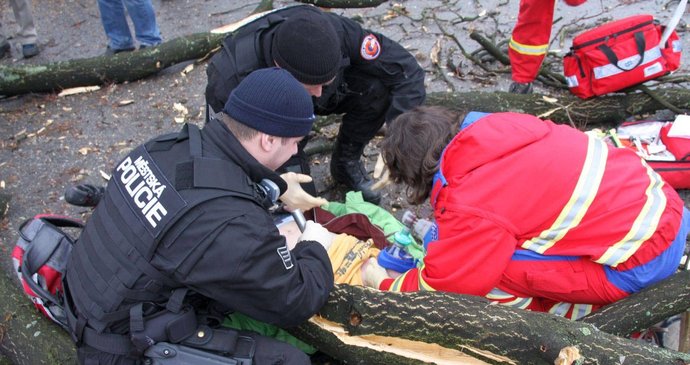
[[58, 86, 101, 97], [181, 63, 194, 76], [100, 170, 111, 181]]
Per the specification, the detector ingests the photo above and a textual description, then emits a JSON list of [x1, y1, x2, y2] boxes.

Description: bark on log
[[581, 270, 690, 337], [425, 88, 690, 128], [309, 87, 690, 133], [287, 284, 690, 365], [0, 32, 224, 97], [4, 263, 690, 364], [0, 272, 76, 364]]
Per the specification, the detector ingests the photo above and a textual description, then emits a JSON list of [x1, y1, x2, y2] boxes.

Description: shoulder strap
[[174, 124, 260, 204]]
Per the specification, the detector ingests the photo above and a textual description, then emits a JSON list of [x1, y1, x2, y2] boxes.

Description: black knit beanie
[[224, 68, 315, 137], [272, 9, 340, 85]]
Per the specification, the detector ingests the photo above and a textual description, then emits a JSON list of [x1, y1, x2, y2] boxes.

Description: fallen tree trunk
[[0, 32, 224, 97], [581, 269, 690, 337], [0, 272, 76, 364], [425, 88, 690, 129], [287, 284, 690, 365], [3, 262, 690, 364], [308, 87, 690, 133]]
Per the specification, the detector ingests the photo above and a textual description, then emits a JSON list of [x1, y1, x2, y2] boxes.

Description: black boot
[[330, 134, 382, 205], [508, 81, 533, 94], [64, 184, 105, 207]]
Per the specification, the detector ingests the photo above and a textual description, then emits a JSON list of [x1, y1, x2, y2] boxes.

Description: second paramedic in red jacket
[[366, 106, 689, 320], [508, 0, 587, 94]]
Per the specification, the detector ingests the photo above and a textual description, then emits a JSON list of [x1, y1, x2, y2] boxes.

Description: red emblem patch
[[360, 34, 381, 60]]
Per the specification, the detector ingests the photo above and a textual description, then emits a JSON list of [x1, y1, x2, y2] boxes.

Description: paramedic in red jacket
[[508, 0, 587, 94], [365, 106, 689, 320]]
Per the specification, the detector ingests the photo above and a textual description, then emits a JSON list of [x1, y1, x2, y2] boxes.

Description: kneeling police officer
[[205, 5, 426, 204], [63, 68, 335, 365]]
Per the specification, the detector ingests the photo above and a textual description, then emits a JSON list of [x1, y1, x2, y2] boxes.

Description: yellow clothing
[[328, 234, 380, 285]]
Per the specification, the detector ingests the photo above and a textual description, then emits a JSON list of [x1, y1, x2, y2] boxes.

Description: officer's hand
[[371, 153, 391, 191], [280, 172, 328, 211], [361, 258, 391, 289], [298, 220, 336, 251]]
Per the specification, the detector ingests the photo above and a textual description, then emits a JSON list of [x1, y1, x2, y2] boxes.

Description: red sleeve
[[383, 211, 516, 295]]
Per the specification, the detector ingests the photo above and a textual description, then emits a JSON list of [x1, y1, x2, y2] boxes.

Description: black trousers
[[77, 329, 311, 365], [316, 68, 391, 145]]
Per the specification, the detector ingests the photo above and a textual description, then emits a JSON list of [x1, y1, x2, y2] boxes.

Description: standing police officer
[[64, 68, 335, 364], [206, 5, 426, 204]]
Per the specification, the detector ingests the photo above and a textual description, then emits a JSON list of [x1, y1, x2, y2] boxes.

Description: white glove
[[361, 258, 391, 288], [279, 172, 328, 211], [371, 153, 391, 191], [298, 220, 336, 251]]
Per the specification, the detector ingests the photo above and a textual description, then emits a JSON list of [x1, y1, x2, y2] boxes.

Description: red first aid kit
[[606, 119, 690, 189], [11, 214, 83, 329], [563, 14, 682, 99]]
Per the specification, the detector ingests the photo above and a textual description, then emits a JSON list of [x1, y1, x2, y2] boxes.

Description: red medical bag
[[563, 15, 682, 99]]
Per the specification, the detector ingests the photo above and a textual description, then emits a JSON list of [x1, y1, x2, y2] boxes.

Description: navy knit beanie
[[272, 8, 340, 85], [224, 68, 315, 137]]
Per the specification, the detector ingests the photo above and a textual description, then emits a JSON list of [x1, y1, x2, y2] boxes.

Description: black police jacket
[[66, 117, 334, 343], [205, 4, 425, 123]]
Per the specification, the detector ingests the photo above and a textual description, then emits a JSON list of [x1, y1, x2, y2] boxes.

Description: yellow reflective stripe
[[388, 272, 408, 292], [570, 304, 594, 320], [522, 137, 608, 253], [417, 264, 436, 291], [596, 162, 667, 266], [502, 297, 532, 309], [486, 288, 514, 300], [486, 288, 532, 309], [387, 265, 436, 292], [509, 37, 548, 56], [548, 302, 572, 317]]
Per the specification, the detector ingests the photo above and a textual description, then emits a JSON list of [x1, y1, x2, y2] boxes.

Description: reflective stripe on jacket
[[382, 112, 684, 301]]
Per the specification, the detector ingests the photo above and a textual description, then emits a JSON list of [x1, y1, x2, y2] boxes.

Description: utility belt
[[63, 284, 255, 364]]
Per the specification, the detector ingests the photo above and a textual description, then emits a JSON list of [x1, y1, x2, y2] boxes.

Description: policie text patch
[[113, 146, 186, 238]]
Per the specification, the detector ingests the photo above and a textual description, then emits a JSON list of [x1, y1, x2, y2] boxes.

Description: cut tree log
[[580, 269, 690, 337], [0, 32, 224, 97], [4, 264, 690, 364], [0, 271, 76, 365], [287, 284, 690, 365], [425, 88, 690, 129]]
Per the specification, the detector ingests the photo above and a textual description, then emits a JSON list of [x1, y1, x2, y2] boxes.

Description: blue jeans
[[97, 0, 161, 50]]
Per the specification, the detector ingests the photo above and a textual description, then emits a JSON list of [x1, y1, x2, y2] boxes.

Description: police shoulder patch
[[360, 34, 381, 60]]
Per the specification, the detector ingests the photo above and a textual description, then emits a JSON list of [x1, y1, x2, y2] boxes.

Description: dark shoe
[[0, 43, 10, 59], [21, 44, 39, 58], [330, 134, 382, 205], [508, 81, 533, 94], [104, 46, 135, 56], [64, 184, 105, 207], [139, 43, 159, 50]]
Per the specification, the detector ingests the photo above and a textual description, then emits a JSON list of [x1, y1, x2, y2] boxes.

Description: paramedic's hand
[[362, 258, 391, 289], [280, 172, 328, 211], [371, 153, 391, 191], [298, 221, 335, 251]]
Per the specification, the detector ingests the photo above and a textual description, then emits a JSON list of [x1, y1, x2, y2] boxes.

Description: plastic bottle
[[401, 210, 438, 250], [377, 228, 417, 272]]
